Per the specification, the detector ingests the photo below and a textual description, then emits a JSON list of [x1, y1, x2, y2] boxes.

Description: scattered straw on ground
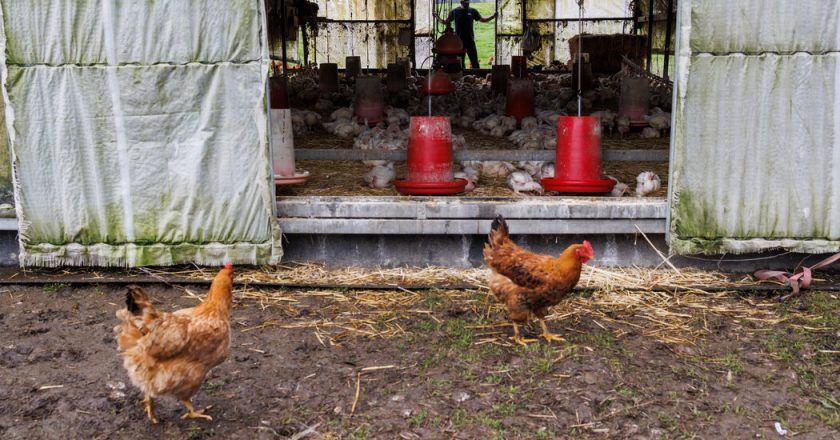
[[139, 264, 815, 346]]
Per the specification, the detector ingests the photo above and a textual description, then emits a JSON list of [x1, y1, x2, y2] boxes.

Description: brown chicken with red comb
[[483, 216, 594, 345], [115, 263, 235, 423]]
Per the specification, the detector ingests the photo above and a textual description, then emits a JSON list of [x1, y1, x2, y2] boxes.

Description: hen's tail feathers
[[126, 285, 153, 316], [486, 215, 509, 248]]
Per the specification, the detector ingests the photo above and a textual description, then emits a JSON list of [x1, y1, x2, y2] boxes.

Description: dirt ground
[[0, 277, 837, 439]]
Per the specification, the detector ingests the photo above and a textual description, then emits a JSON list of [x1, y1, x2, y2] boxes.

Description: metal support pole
[[280, 0, 288, 72], [663, 0, 675, 80], [646, 0, 654, 72]]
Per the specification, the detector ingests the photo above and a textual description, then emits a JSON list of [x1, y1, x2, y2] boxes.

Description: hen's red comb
[[224, 263, 233, 270], [582, 240, 594, 255]]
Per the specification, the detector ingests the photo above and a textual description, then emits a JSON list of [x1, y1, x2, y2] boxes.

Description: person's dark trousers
[[461, 37, 479, 69]]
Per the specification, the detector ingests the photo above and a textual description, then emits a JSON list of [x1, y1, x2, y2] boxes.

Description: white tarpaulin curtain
[[669, 0, 840, 254], [0, 0, 282, 266]]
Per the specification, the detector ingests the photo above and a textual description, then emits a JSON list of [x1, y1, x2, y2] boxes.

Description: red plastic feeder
[[393, 116, 467, 195], [354, 76, 384, 125], [419, 68, 455, 95], [491, 64, 510, 95], [511, 56, 527, 78], [541, 116, 615, 193], [618, 77, 650, 126], [505, 78, 535, 122]]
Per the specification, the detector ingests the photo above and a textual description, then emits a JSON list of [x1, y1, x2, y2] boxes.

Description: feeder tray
[[541, 177, 615, 193], [275, 170, 310, 185], [392, 178, 468, 195], [629, 120, 650, 128]]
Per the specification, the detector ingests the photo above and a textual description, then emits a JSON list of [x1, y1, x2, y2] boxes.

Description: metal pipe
[[294, 148, 669, 162], [280, 0, 288, 73], [646, 0, 654, 71], [663, 0, 675, 80]]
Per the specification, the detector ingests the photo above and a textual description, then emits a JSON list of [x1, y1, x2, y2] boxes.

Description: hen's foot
[[538, 319, 565, 343], [141, 395, 158, 424], [510, 323, 537, 345], [181, 400, 213, 421]]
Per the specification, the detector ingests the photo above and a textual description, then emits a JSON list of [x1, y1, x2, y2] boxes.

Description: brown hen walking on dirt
[[483, 215, 594, 345], [115, 264, 235, 424]]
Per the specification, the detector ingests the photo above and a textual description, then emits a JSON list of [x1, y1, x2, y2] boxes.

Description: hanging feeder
[[345, 56, 361, 81], [491, 64, 510, 95], [511, 55, 527, 78], [354, 75, 385, 125], [318, 63, 339, 93], [505, 78, 536, 123], [433, 28, 466, 75], [393, 116, 467, 195], [419, 68, 455, 95], [541, 116, 614, 193], [618, 77, 650, 126]]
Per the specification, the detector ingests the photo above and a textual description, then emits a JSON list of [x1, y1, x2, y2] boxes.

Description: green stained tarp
[[0, 0, 282, 266], [669, 0, 840, 255]]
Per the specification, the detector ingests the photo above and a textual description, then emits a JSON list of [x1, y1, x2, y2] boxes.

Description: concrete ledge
[[276, 196, 668, 234]]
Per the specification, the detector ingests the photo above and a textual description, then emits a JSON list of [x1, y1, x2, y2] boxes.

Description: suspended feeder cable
[[577, 0, 584, 117]]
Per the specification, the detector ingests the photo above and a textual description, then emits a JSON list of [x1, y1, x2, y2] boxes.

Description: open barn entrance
[[264, 0, 679, 267]]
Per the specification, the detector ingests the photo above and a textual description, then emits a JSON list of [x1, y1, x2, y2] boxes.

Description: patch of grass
[[43, 283, 69, 293], [204, 380, 225, 393], [615, 385, 634, 399], [493, 401, 518, 417], [445, 319, 474, 349], [658, 413, 677, 431], [348, 426, 369, 440], [451, 407, 471, 428], [535, 427, 551, 439], [570, 331, 617, 351], [476, 413, 502, 430], [409, 408, 428, 427]]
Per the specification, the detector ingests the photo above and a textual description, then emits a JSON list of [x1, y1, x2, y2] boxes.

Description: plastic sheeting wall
[[669, 0, 840, 255], [0, 0, 282, 266]]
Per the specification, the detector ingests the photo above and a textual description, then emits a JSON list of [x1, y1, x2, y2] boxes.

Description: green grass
[[471, 2, 497, 67]]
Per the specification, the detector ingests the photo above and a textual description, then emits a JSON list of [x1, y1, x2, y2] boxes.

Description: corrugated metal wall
[[669, 0, 840, 254]]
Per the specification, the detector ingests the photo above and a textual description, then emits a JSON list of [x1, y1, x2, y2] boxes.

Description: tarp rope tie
[[753, 251, 840, 300]]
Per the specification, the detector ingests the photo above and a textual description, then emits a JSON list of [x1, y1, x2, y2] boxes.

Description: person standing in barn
[[433, 0, 498, 69]]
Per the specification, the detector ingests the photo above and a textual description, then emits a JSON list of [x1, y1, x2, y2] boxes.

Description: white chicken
[[644, 107, 671, 136], [364, 162, 395, 189], [607, 175, 629, 197], [482, 161, 516, 179], [517, 161, 545, 179], [507, 171, 544, 195], [330, 107, 354, 122], [635, 171, 661, 197], [539, 162, 555, 179], [453, 171, 477, 193], [640, 127, 660, 139], [590, 109, 616, 135], [520, 116, 539, 130], [616, 115, 631, 138]]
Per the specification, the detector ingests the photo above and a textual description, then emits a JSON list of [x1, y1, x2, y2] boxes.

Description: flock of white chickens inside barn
[[286, 67, 668, 197]]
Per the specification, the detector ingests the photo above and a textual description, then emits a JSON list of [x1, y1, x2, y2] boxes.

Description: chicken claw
[[538, 319, 565, 343], [142, 395, 159, 424], [510, 323, 537, 345], [181, 400, 213, 421]]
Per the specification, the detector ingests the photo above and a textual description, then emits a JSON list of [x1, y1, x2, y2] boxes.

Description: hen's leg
[[180, 400, 213, 421], [141, 395, 158, 424], [538, 319, 565, 342], [510, 323, 536, 345]]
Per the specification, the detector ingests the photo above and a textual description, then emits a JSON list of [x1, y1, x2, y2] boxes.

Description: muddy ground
[[0, 280, 837, 439]]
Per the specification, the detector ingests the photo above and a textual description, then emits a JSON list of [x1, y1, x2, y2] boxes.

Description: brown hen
[[483, 216, 593, 345], [115, 264, 235, 423]]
